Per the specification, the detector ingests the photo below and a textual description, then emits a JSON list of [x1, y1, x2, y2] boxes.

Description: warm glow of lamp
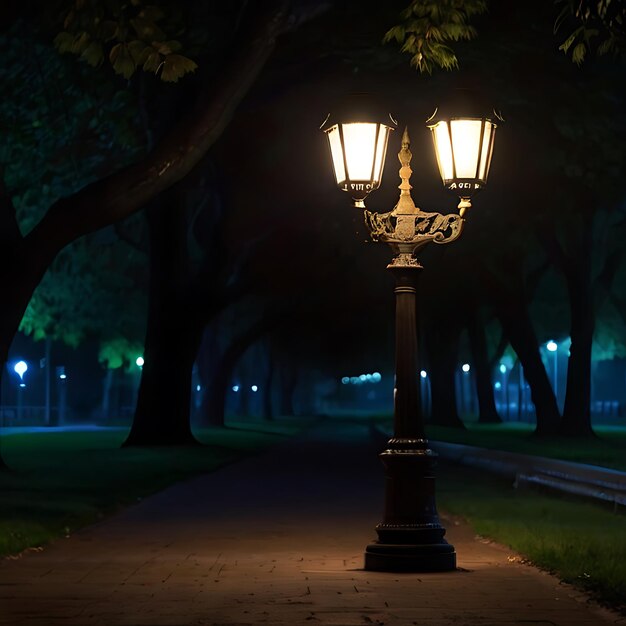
[[322, 109, 395, 207], [428, 110, 498, 202]]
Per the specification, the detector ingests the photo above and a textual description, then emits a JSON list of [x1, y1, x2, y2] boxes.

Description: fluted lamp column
[[322, 104, 498, 572]]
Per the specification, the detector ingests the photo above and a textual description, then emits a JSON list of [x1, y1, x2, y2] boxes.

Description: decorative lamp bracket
[[362, 128, 465, 266]]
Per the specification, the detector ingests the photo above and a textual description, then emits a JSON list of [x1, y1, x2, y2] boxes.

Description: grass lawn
[[0, 418, 312, 557], [437, 460, 626, 612], [426, 422, 626, 471]]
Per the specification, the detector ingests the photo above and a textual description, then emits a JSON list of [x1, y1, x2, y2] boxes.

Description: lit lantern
[[427, 107, 499, 200], [321, 104, 396, 207]]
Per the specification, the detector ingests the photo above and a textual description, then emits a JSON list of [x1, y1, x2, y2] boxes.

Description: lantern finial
[[394, 127, 418, 215]]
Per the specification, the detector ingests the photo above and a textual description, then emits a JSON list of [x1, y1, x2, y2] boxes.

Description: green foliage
[[54, 0, 198, 82], [555, 0, 626, 65], [0, 24, 147, 356], [383, 0, 488, 73], [98, 335, 144, 369], [437, 460, 626, 609]]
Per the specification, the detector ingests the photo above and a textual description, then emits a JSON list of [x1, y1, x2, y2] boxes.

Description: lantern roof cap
[[320, 92, 397, 131], [426, 88, 503, 125]]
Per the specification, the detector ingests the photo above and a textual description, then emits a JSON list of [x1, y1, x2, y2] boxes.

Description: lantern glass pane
[[342, 123, 377, 181], [327, 125, 346, 185], [373, 125, 390, 184], [433, 122, 454, 182], [450, 119, 483, 179], [478, 122, 493, 180]]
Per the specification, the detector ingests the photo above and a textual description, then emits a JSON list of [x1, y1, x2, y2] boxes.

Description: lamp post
[[322, 100, 498, 572], [14, 361, 28, 421], [499, 363, 509, 419], [546, 340, 558, 398]]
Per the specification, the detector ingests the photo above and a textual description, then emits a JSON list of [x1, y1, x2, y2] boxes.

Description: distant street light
[[322, 95, 499, 572], [461, 363, 471, 373], [546, 340, 558, 397], [55, 366, 67, 425], [500, 363, 510, 419], [420, 370, 427, 379], [136, 356, 144, 368], [14, 360, 28, 380], [13, 361, 28, 420]]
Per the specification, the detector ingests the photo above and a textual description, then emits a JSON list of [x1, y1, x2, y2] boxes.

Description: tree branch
[[534, 218, 570, 275], [113, 219, 148, 254], [0, 167, 23, 248], [24, 0, 292, 263]]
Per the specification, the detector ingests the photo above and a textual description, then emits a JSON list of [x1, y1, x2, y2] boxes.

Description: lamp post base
[[364, 541, 456, 572], [363, 444, 457, 573]]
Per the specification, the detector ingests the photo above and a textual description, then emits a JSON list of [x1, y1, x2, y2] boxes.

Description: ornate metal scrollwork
[[364, 209, 464, 247], [361, 127, 465, 261]]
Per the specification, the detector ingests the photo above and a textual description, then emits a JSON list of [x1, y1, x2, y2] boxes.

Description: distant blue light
[[372, 372, 382, 383], [546, 340, 558, 352], [341, 377, 349, 385], [232, 385, 239, 392], [462, 363, 470, 373], [196, 384, 201, 392], [251, 385, 258, 392], [19, 383, 26, 388], [59, 374, 67, 380], [495, 382, 502, 390], [499, 364, 507, 374], [420, 370, 427, 379], [14, 360, 28, 380]]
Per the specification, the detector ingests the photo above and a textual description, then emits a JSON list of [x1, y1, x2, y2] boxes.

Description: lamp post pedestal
[[364, 257, 455, 572], [322, 98, 498, 575]]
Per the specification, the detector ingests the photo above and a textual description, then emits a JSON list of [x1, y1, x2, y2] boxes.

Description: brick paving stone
[[0, 420, 621, 626]]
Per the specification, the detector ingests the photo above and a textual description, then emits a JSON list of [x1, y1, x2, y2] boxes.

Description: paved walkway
[[0, 420, 620, 626]]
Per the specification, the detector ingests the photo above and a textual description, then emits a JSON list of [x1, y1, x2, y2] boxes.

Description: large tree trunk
[[197, 327, 220, 427], [0, 239, 50, 469], [0, 2, 294, 454], [262, 339, 275, 421], [561, 219, 595, 437], [279, 360, 298, 416], [481, 261, 561, 437], [467, 306, 502, 424], [496, 298, 561, 437], [124, 199, 202, 446], [425, 321, 465, 429]]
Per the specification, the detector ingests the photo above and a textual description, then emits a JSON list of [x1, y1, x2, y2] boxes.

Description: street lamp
[[322, 101, 498, 572], [14, 360, 28, 381], [499, 363, 509, 419], [321, 106, 396, 208], [13, 360, 28, 420], [546, 340, 558, 397]]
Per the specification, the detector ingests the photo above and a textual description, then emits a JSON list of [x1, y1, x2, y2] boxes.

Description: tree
[[0, 1, 301, 465], [386, 0, 626, 437], [467, 305, 501, 423]]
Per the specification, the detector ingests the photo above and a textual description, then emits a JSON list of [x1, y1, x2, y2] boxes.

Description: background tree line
[[1, 0, 625, 471]]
